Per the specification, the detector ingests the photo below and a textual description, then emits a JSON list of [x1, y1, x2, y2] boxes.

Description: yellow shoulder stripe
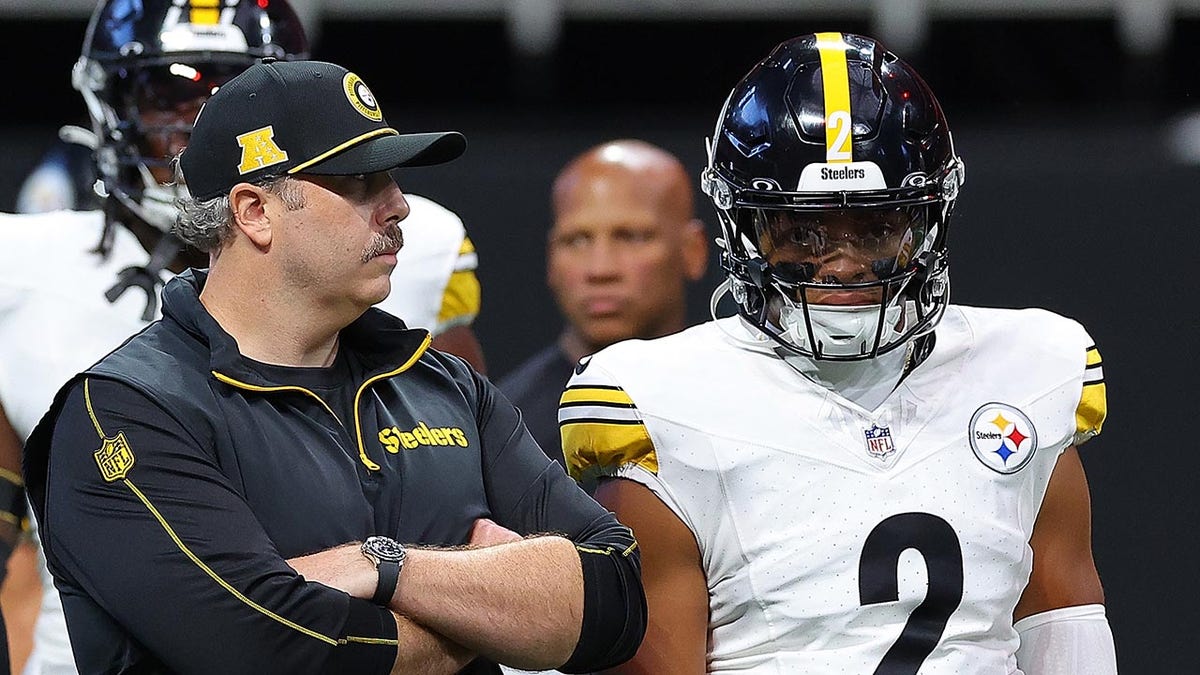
[[1077, 344, 1106, 441], [560, 386, 635, 407], [436, 270, 481, 328], [561, 420, 657, 481], [458, 237, 476, 256], [1076, 382, 1107, 440]]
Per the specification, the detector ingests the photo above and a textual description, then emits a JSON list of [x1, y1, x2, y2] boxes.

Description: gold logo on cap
[[236, 126, 289, 175], [343, 72, 383, 122]]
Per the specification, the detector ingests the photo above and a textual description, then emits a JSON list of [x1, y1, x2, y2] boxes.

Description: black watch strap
[[372, 559, 400, 606]]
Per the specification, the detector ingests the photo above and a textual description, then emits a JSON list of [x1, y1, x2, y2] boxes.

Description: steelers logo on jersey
[[969, 402, 1038, 474], [343, 72, 383, 121]]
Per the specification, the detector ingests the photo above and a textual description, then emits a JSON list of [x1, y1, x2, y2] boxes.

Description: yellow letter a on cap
[[236, 126, 289, 175]]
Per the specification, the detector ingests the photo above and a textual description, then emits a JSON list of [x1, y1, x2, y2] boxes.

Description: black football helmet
[[72, 0, 308, 318], [702, 32, 965, 361], [74, 0, 309, 235]]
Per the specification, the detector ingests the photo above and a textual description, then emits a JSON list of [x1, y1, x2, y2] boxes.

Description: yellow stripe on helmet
[[815, 32, 853, 164]]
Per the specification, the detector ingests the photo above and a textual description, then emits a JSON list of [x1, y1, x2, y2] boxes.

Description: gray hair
[[174, 176, 306, 253]]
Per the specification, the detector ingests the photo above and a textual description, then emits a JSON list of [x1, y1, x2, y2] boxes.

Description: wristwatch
[[361, 536, 406, 606]]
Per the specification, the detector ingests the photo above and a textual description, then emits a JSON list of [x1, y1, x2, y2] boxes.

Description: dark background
[[2, 11, 1197, 672]]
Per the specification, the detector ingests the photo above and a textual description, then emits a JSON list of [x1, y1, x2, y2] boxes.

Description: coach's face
[[278, 172, 409, 311]]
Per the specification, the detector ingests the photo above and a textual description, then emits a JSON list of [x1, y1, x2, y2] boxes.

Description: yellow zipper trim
[[352, 332, 432, 472], [211, 372, 343, 426]]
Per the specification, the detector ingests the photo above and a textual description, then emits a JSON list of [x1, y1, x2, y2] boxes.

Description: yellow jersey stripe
[[1086, 347, 1102, 366], [124, 479, 340, 646], [1076, 381, 1107, 439], [562, 420, 658, 481], [560, 387, 635, 407], [436, 270, 481, 328], [815, 32, 853, 163], [458, 237, 476, 256]]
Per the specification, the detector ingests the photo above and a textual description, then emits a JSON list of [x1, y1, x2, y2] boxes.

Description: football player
[[0, 1, 480, 673], [560, 33, 1116, 674]]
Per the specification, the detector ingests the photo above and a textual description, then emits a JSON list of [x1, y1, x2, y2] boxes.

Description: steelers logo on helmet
[[968, 403, 1038, 474], [343, 72, 382, 122]]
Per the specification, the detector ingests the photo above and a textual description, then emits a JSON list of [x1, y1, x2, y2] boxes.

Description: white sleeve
[[1015, 604, 1117, 675]]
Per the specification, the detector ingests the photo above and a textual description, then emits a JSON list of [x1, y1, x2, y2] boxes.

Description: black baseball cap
[[180, 60, 466, 200]]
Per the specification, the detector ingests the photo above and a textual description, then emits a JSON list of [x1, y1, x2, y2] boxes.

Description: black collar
[[161, 268, 431, 387]]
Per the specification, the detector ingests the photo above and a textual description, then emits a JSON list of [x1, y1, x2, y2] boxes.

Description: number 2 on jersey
[[858, 513, 964, 675]]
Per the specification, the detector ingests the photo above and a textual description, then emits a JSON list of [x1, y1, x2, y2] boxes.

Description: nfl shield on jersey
[[560, 307, 1105, 673]]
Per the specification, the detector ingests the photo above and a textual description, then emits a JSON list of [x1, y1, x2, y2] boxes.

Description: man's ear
[[228, 182, 274, 249], [681, 218, 710, 282]]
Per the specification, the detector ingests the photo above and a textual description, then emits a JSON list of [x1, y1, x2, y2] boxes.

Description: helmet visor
[[118, 61, 246, 113], [114, 62, 246, 174], [751, 205, 928, 300]]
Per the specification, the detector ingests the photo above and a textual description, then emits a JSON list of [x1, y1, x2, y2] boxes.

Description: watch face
[[364, 536, 405, 563]]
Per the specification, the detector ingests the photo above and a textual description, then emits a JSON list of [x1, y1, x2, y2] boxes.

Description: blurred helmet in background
[[74, 0, 309, 234]]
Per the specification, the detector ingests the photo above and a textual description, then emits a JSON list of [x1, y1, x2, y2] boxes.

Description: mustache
[[362, 225, 404, 263]]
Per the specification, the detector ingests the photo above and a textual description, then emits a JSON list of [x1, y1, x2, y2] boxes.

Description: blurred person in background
[[499, 140, 707, 466], [562, 33, 1116, 673], [1, 0, 482, 672]]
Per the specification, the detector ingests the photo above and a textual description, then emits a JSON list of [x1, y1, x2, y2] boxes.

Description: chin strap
[[105, 232, 181, 322]]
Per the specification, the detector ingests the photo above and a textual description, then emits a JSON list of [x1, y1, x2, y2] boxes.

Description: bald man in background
[[499, 140, 708, 467]]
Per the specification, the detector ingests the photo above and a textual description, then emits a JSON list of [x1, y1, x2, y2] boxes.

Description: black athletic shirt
[[24, 269, 644, 674]]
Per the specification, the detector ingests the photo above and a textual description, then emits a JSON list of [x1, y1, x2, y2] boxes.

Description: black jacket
[[24, 269, 644, 675]]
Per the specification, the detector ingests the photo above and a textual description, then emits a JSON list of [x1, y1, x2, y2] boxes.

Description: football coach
[[24, 60, 645, 675]]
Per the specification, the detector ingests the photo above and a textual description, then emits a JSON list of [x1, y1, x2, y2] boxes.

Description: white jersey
[[382, 194, 481, 336], [0, 209, 157, 674], [0, 195, 479, 674], [560, 308, 1106, 674]]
